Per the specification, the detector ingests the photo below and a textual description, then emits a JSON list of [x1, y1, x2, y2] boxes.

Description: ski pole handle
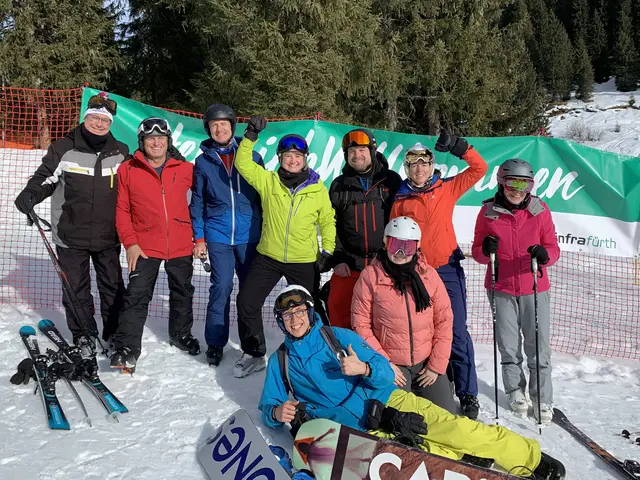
[[531, 256, 538, 275], [489, 252, 496, 278], [200, 257, 211, 273]]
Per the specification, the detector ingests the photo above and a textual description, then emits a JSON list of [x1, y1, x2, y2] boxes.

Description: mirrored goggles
[[405, 151, 434, 166], [274, 290, 308, 313], [386, 237, 419, 257], [342, 130, 373, 151], [137, 117, 171, 136], [278, 135, 308, 154], [504, 176, 534, 193], [87, 94, 117, 115]]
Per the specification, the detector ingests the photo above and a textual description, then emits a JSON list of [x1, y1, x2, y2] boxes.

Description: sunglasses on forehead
[[87, 94, 117, 115], [504, 176, 534, 193]]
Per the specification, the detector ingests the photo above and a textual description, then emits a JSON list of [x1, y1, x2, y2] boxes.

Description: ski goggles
[[87, 94, 117, 115], [386, 237, 419, 257], [405, 150, 434, 166], [278, 135, 308, 154], [274, 289, 311, 313], [342, 130, 374, 151], [503, 176, 534, 193], [137, 117, 172, 136]]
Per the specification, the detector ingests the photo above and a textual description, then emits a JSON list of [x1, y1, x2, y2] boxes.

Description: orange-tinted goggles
[[342, 130, 373, 151]]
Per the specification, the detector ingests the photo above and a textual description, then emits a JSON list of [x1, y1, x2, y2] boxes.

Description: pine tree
[[613, 0, 639, 91], [574, 36, 595, 100], [587, 8, 609, 82], [571, 0, 590, 40], [0, 0, 121, 88]]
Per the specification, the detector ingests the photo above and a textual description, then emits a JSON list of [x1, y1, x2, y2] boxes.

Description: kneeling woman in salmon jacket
[[472, 159, 560, 423], [351, 216, 457, 413]]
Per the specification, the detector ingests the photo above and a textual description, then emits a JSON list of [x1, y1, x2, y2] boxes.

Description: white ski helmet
[[273, 285, 315, 332], [384, 216, 421, 242]]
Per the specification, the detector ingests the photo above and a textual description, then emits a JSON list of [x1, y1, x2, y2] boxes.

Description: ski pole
[[532, 256, 542, 434], [490, 252, 499, 424], [27, 211, 107, 356], [62, 377, 92, 427], [47, 348, 92, 427]]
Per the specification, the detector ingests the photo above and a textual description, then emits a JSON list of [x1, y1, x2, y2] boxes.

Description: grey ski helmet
[[203, 104, 237, 138], [497, 158, 534, 185]]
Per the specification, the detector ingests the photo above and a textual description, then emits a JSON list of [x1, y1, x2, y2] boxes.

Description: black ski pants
[[56, 245, 124, 342], [236, 253, 316, 357], [112, 256, 194, 356]]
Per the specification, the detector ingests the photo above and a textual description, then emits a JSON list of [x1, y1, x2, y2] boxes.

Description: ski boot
[[532, 452, 566, 479], [73, 335, 96, 358], [169, 334, 201, 356], [110, 347, 137, 374], [460, 395, 480, 420], [206, 346, 223, 366]]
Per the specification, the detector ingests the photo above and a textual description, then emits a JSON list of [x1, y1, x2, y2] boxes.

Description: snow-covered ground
[[0, 305, 638, 479], [548, 78, 640, 157]]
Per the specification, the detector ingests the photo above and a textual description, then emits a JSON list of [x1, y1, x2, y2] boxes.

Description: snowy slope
[[547, 79, 640, 157], [1, 304, 639, 479]]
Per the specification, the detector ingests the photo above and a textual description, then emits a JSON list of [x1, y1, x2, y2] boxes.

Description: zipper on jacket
[[293, 196, 304, 216], [161, 183, 169, 258], [371, 202, 376, 231], [110, 167, 114, 188], [229, 176, 236, 245], [362, 204, 369, 257], [354, 205, 359, 232], [283, 194, 295, 262], [403, 290, 415, 365]]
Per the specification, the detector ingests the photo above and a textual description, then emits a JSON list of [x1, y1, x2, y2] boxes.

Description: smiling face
[[407, 159, 435, 187], [280, 151, 306, 173], [347, 146, 372, 172], [505, 188, 527, 205], [208, 119, 233, 145], [282, 305, 311, 338], [143, 135, 168, 163], [84, 114, 112, 136]]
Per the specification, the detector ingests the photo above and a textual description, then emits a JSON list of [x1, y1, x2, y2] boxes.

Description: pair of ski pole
[[489, 253, 543, 434]]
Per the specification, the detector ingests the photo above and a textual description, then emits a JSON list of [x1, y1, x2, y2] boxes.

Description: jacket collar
[[369, 254, 430, 286], [131, 148, 185, 172], [395, 171, 443, 198], [69, 124, 120, 155], [483, 195, 545, 219], [283, 315, 327, 357], [199, 136, 240, 162]]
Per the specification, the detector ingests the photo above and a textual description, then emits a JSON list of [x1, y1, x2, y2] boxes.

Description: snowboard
[[197, 409, 293, 480], [292, 418, 521, 480]]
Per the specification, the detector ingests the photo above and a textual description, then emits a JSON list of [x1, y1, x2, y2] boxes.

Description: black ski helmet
[[137, 117, 173, 153], [203, 104, 237, 139]]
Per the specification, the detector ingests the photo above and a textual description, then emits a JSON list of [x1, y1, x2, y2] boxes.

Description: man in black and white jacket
[[15, 93, 130, 351]]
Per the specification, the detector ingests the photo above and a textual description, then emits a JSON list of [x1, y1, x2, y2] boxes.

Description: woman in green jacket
[[232, 116, 336, 378]]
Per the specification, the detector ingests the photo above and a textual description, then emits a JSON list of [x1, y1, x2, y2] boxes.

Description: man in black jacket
[[326, 128, 402, 328], [14, 93, 129, 352]]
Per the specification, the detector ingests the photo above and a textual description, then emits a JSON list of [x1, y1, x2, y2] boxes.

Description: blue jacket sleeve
[[189, 158, 206, 242], [258, 352, 289, 429], [332, 327, 395, 389]]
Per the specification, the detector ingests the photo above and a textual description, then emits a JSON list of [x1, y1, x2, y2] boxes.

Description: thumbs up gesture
[[340, 344, 368, 377]]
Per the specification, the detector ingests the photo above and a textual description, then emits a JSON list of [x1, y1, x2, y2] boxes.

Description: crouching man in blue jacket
[[258, 285, 565, 480]]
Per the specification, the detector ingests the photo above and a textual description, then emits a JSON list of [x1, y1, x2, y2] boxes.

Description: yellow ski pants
[[369, 389, 541, 476]]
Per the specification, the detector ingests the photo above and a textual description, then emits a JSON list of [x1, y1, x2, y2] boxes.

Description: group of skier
[[14, 92, 564, 478]]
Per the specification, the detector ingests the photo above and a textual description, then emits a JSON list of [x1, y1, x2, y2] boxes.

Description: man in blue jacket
[[190, 104, 264, 366], [258, 285, 565, 480]]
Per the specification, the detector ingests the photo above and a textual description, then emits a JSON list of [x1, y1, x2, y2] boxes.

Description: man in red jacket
[[110, 117, 200, 373]]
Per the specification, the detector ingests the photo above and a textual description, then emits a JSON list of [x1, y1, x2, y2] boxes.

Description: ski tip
[[38, 319, 55, 328], [19, 326, 36, 336]]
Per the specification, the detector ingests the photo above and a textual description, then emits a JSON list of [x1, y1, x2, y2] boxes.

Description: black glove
[[434, 132, 469, 158], [10, 358, 35, 385], [289, 402, 311, 438], [482, 235, 499, 256], [367, 400, 427, 444], [244, 116, 267, 141], [15, 188, 39, 215], [315, 251, 332, 273], [527, 244, 549, 265]]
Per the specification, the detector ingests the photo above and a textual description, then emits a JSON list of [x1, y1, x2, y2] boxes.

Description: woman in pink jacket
[[351, 216, 456, 413], [472, 159, 560, 424]]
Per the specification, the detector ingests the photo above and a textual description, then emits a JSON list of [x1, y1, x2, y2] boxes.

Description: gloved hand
[[367, 400, 427, 444], [15, 188, 39, 215], [289, 402, 311, 438], [315, 251, 332, 273], [434, 131, 469, 158], [244, 116, 267, 141], [482, 235, 499, 256], [10, 358, 35, 385], [527, 244, 549, 265]]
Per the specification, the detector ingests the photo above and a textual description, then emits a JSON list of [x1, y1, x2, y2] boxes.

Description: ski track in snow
[[0, 302, 638, 479]]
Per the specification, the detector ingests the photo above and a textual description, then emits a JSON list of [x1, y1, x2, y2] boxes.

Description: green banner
[[82, 88, 640, 257]]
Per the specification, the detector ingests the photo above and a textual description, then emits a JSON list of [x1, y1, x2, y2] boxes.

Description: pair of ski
[[19, 319, 128, 430]]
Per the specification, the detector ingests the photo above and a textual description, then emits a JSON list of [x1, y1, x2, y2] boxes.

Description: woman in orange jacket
[[390, 132, 488, 419], [351, 216, 456, 413]]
